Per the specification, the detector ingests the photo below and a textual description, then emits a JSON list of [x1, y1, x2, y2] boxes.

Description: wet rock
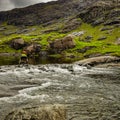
[[67, 65, 74, 72], [97, 36, 107, 40], [10, 37, 27, 50], [49, 36, 75, 53], [75, 56, 120, 67], [5, 104, 66, 120]]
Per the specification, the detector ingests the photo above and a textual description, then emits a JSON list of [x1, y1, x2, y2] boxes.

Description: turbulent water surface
[[0, 64, 120, 120]]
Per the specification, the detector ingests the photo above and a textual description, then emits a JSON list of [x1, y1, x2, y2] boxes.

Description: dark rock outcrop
[[5, 104, 66, 120], [61, 18, 82, 33], [78, 0, 120, 26], [49, 36, 75, 53]]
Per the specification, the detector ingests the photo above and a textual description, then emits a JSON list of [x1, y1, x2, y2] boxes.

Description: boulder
[[75, 56, 120, 67], [23, 43, 41, 56], [10, 38, 26, 50], [49, 36, 75, 53], [5, 104, 66, 120]]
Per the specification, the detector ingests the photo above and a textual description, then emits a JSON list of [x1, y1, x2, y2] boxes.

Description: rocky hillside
[[0, 0, 120, 63], [0, 0, 98, 26], [78, 0, 120, 26]]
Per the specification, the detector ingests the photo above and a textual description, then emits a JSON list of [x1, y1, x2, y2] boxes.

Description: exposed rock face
[[49, 36, 75, 53], [10, 38, 26, 50], [5, 104, 66, 120], [78, 0, 120, 26], [61, 18, 82, 33]]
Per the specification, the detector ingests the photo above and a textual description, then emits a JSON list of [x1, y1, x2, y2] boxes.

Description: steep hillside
[[0, 0, 97, 26], [0, 0, 120, 63]]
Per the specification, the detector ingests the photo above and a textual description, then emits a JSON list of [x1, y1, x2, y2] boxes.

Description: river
[[0, 64, 120, 120]]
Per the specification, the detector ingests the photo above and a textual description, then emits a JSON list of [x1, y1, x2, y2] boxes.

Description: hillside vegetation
[[0, 0, 120, 62]]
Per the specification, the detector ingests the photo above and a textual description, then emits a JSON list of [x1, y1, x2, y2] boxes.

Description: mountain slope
[[0, 0, 97, 26]]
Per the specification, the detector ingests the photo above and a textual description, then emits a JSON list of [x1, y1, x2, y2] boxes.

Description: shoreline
[[0, 53, 120, 67]]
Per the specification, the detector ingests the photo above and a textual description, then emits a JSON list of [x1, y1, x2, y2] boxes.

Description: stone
[[100, 26, 114, 31], [10, 38, 26, 50], [49, 36, 75, 53], [97, 36, 107, 40], [23, 43, 41, 56], [5, 104, 66, 120], [75, 56, 120, 67], [84, 36, 93, 42], [61, 19, 82, 33], [92, 18, 104, 26], [77, 46, 96, 53], [69, 31, 85, 37]]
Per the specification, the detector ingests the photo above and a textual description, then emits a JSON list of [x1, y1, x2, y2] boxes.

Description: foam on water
[[19, 82, 52, 94], [0, 93, 50, 103]]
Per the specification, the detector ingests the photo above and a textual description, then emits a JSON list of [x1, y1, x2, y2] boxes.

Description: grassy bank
[[0, 22, 120, 62]]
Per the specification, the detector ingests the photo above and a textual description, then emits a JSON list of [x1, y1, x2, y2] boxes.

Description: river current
[[0, 64, 120, 120]]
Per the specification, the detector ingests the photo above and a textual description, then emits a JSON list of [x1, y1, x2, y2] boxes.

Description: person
[[19, 50, 28, 64]]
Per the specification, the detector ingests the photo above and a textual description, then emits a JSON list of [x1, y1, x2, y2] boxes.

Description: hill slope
[[0, 0, 120, 63]]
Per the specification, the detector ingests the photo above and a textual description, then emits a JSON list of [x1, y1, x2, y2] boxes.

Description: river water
[[0, 64, 120, 120]]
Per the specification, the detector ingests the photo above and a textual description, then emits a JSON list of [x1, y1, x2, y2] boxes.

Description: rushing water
[[0, 64, 120, 120]]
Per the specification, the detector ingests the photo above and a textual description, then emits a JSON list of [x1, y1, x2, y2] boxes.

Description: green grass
[[0, 22, 120, 60], [65, 23, 120, 58]]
